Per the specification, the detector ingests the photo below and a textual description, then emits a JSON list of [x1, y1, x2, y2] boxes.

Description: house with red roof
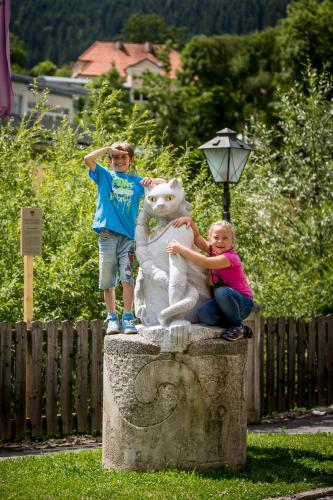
[[72, 41, 181, 101]]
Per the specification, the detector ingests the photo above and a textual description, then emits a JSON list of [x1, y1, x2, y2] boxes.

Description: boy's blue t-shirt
[[89, 162, 144, 240]]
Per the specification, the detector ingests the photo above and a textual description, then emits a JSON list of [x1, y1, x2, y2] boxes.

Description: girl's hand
[[172, 216, 192, 228], [166, 240, 183, 254]]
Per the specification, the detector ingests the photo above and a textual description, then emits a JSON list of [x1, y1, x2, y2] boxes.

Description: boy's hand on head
[[166, 240, 183, 254], [172, 216, 192, 228], [109, 147, 129, 157]]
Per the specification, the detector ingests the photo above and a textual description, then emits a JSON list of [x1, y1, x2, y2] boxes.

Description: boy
[[84, 141, 164, 334]]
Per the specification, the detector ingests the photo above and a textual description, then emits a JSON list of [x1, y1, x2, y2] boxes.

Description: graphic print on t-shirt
[[110, 176, 135, 210]]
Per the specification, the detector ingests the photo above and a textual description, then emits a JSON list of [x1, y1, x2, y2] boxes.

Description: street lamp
[[199, 128, 253, 221]]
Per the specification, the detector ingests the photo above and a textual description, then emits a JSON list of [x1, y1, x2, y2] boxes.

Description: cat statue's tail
[[158, 284, 199, 326], [158, 253, 199, 327]]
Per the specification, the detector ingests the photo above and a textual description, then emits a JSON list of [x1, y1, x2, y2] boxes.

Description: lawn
[[0, 433, 332, 499]]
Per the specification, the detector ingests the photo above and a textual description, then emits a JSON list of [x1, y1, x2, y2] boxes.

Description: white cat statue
[[134, 178, 210, 350]]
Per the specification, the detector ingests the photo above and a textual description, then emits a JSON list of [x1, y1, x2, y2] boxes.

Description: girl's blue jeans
[[197, 287, 254, 328]]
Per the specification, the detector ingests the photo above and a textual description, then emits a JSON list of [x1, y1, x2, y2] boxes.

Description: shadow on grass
[[196, 444, 333, 485]]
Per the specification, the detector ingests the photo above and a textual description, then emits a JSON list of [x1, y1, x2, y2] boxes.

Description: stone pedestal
[[102, 325, 248, 471]]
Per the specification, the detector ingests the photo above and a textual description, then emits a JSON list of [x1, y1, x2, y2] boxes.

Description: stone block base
[[102, 325, 248, 471]]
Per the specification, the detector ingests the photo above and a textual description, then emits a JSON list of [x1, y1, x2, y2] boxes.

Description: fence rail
[[1, 315, 332, 441]]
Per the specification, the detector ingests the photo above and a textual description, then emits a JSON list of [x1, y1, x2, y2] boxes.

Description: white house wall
[[126, 60, 161, 88], [12, 81, 74, 123]]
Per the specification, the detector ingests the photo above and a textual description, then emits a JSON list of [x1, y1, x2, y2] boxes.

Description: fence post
[[76, 320, 88, 433], [0, 322, 12, 441], [327, 316, 333, 405], [245, 305, 263, 423], [30, 321, 43, 437], [61, 320, 73, 434], [46, 320, 58, 435], [90, 320, 104, 433], [15, 321, 27, 440], [287, 318, 297, 410], [277, 317, 286, 413]]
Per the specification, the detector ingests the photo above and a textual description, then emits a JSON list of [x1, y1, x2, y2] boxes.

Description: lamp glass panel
[[203, 149, 229, 182], [203, 148, 250, 182], [229, 148, 251, 182]]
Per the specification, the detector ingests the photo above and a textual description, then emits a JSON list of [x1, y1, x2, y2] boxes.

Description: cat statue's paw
[[135, 304, 146, 320], [152, 267, 169, 288]]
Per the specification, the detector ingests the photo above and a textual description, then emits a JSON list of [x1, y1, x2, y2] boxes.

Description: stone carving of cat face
[[144, 178, 190, 219]]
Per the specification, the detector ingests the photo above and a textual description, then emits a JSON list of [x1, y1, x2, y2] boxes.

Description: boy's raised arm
[[84, 146, 112, 172]]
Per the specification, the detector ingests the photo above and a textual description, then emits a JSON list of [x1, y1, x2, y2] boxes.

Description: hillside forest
[[11, 0, 291, 66]]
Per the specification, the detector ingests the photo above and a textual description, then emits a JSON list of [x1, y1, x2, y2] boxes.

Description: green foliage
[[0, 434, 332, 498], [139, 1, 333, 146], [0, 85, 203, 322], [233, 68, 333, 317], [55, 64, 73, 77], [84, 69, 130, 115], [30, 60, 57, 77], [9, 33, 27, 71], [118, 13, 186, 47], [1, 65, 331, 321], [141, 28, 281, 146], [277, 0, 333, 83]]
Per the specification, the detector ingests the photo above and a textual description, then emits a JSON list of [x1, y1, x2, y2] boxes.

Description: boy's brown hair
[[111, 141, 135, 160]]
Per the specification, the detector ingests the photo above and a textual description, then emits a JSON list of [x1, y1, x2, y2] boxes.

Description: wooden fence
[[1, 315, 333, 441], [0, 320, 105, 442], [261, 315, 333, 415]]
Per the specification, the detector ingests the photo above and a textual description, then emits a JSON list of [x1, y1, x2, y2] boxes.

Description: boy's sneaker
[[105, 313, 120, 334], [122, 312, 137, 334], [222, 325, 245, 342]]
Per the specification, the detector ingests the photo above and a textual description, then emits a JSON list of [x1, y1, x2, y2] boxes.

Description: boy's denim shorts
[[98, 230, 135, 289]]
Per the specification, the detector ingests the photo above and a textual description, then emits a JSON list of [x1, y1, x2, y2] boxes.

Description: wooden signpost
[[20, 207, 42, 418], [20, 207, 42, 323]]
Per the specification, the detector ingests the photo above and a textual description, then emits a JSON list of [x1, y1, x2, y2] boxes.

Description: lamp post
[[199, 128, 253, 221]]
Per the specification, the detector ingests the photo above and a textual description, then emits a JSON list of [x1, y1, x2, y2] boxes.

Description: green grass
[[0, 433, 332, 499]]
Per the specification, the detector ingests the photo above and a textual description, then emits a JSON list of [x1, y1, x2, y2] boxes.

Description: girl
[[166, 218, 253, 341]]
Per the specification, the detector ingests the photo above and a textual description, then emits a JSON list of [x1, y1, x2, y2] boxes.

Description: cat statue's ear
[[169, 178, 182, 189]]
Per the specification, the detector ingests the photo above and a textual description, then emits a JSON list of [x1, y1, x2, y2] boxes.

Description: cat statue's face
[[144, 178, 188, 219]]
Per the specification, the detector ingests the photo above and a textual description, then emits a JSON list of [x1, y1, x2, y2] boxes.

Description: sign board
[[20, 207, 42, 256]]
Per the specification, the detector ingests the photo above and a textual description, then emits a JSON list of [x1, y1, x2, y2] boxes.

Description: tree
[[55, 64, 72, 77], [10, 33, 27, 73], [277, 0, 333, 82], [30, 60, 57, 77], [141, 29, 281, 147], [118, 13, 186, 47]]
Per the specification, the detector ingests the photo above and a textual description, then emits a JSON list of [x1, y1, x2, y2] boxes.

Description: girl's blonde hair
[[208, 220, 236, 243]]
